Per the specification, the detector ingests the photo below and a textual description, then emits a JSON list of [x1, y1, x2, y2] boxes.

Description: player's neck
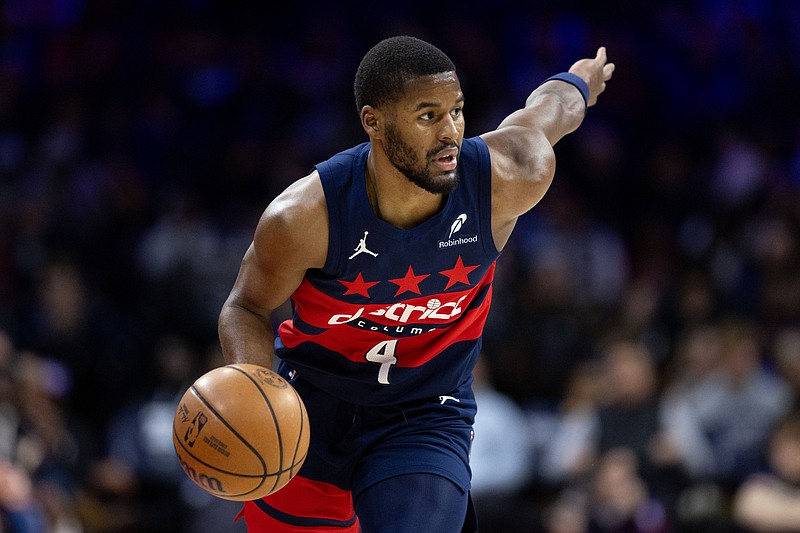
[[366, 152, 445, 230]]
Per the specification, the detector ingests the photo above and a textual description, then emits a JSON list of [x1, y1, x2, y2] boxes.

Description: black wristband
[[543, 72, 589, 110]]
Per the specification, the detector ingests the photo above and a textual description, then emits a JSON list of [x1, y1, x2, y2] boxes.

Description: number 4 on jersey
[[365, 340, 398, 384]]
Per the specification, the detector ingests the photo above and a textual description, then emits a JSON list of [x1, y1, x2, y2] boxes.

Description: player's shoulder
[[264, 170, 326, 224], [254, 171, 328, 267]]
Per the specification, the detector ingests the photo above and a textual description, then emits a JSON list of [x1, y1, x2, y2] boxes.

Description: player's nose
[[439, 114, 459, 142]]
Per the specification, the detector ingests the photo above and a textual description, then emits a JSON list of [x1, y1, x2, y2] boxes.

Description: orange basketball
[[172, 364, 310, 501]]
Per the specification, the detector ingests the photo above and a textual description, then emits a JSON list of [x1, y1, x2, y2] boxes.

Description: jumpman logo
[[349, 231, 379, 259], [439, 395, 460, 405]]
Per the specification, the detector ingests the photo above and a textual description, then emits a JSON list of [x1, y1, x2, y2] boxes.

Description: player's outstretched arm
[[482, 47, 614, 247], [218, 173, 328, 369]]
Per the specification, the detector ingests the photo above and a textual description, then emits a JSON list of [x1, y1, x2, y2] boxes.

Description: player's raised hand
[[569, 47, 615, 106]]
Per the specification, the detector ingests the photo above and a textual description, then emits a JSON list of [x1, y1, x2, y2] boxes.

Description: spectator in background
[[0, 331, 81, 532], [0, 460, 47, 533], [84, 334, 247, 533], [660, 324, 724, 482], [750, 214, 800, 327], [0, 331, 19, 462], [610, 279, 671, 365], [660, 323, 732, 530], [0, 332, 49, 533], [15, 258, 137, 443], [673, 318, 792, 488], [542, 449, 672, 533], [135, 191, 248, 341], [496, 183, 628, 403], [515, 183, 630, 312], [537, 362, 602, 533], [14, 350, 85, 533], [592, 339, 688, 508], [470, 354, 536, 533], [674, 268, 718, 330], [538, 338, 689, 527], [588, 448, 670, 533], [733, 412, 800, 532], [470, 354, 534, 494], [538, 361, 602, 486], [542, 488, 589, 533], [84, 334, 196, 533], [773, 327, 800, 410]]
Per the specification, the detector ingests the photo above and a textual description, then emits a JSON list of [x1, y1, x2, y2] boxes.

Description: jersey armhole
[[315, 162, 341, 274], [472, 137, 500, 257]]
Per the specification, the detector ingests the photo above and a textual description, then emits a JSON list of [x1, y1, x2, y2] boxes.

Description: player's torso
[[276, 138, 499, 405]]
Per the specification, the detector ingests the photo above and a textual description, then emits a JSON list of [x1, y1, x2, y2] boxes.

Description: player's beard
[[384, 122, 459, 195]]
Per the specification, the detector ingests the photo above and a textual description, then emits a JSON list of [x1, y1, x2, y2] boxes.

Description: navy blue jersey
[[275, 137, 499, 405]]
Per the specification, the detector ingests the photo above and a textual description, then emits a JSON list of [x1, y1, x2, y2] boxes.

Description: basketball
[[172, 364, 310, 501]]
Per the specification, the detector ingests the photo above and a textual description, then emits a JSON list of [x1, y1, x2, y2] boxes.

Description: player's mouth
[[432, 147, 459, 172]]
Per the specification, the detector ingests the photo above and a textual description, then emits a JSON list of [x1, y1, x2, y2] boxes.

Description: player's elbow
[[518, 135, 557, 188], [529, 160, 556, 208], [500, 145, 556, 216]]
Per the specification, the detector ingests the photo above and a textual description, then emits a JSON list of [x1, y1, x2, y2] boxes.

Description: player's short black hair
[[354, 36, 456, 112]]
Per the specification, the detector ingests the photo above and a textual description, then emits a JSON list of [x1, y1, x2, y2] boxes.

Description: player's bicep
[[228, 179, 328, 316], [227, 241, 303, 318], [483, 127, 556, 217]]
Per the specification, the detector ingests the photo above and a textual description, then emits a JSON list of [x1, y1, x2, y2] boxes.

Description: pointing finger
[[596, 46, 607, 64]]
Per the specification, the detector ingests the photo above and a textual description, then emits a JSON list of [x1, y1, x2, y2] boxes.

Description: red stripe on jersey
[[278, 284, 493, 368], [290, 265, 495, 329]]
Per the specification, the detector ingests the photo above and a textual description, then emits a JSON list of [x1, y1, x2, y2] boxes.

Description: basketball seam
[[228, 365, 286, 495], [183, 385, 272, 499], [172, 425, 268, 480], [173, 420, 308, 497], [228, 366, 310, 476], [174, 365, 308, 501]]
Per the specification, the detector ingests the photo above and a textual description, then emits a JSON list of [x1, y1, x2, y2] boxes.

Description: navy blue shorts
[[236, 363, 477, 532]]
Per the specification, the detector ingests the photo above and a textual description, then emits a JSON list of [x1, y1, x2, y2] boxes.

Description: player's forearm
[[497, 84, 586, 147], [496, 47, 611, 149], [218, 301, 276, 369]]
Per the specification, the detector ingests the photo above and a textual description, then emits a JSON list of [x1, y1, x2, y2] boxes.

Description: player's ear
[[360, 106, 380, 137]]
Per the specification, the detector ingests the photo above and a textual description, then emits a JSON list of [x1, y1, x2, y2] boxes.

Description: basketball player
[[218, 36, 614, 532]]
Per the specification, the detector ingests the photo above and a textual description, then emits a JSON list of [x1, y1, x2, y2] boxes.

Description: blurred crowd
[[1, 0, 800, 531]]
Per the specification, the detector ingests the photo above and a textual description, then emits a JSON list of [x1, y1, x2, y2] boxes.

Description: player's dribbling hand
[[569, 47, 615, 107]]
